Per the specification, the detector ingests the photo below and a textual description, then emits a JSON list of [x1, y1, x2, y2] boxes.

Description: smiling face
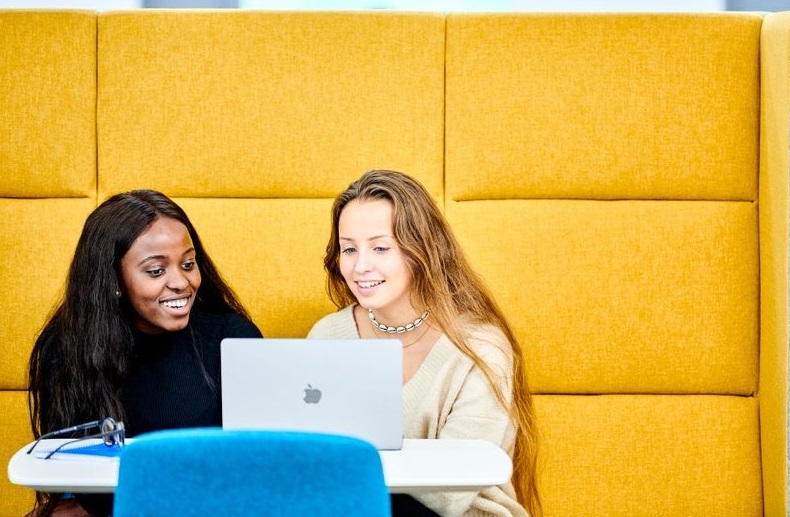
[[338, 198, 415, 322], [119, 216, 201, 334]]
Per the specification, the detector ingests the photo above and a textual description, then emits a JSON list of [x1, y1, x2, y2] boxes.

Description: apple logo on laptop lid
[[303, 384, 322, 404]]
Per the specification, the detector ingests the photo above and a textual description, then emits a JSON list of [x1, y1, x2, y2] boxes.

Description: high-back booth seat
[[1, 9, 789, 517]]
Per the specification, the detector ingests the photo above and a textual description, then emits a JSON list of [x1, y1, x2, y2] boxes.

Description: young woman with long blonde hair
[[309, 170, 540, 516]]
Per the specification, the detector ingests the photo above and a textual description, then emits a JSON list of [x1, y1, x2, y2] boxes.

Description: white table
[[8, 438, 512, 494]]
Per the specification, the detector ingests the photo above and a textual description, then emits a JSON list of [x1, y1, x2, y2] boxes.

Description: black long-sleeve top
[[77, 310, 262, 516]]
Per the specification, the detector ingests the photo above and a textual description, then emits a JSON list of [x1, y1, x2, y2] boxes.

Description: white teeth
[[358, 281, 383, 289], [161, 298, 188, 309]]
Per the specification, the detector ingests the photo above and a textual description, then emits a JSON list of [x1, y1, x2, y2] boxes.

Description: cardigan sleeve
[[414, 328, 527, 517]]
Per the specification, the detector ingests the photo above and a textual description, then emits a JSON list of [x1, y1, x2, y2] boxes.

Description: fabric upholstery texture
[[758, 12, 790, 517], [113, 428, 391, 516], [0, 391, 34, 510], [0, 10, 96, 198], [96, 11, 445, 201], [447, 199, 758, 395], [534, 395, 762, 516], [0, 12, 99, 509], [0, 199, 97, 389], [443, 13, 771, 516], [175, 197, 337, 337], [445, 13, 760, 201], [1, 9, 787, 517]]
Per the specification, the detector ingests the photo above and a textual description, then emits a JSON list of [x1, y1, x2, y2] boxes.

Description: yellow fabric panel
[[534, 394, 762, 516], [0, 10, 97, 198], [445, 13, 760, 201], [176, 198, 337, 338], [0, 390, 36, 516], [97, 11, 444, 202], [758, 11, 790, 517], [0, 199, 96, 389], [447, 199, 758, 395]]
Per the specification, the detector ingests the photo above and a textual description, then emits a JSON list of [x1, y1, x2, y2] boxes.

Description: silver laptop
[[220, 338, 403, 450]]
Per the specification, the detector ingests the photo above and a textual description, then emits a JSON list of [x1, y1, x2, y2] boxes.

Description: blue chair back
[[113, 428, 391, 517]]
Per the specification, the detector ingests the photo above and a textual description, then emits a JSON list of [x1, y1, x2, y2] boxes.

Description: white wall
[[0, 0, 138, 7], [0, 0, 726, 10], [236, 0, 725, 10]]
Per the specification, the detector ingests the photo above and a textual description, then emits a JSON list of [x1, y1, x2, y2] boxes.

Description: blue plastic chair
[[113, 428, 391, 517]]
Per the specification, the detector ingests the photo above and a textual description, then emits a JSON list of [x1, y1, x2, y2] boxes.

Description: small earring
[[115, 289, 121, 298]]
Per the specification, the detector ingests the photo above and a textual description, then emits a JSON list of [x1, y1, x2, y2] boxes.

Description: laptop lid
[[220, 338, 403, 450]]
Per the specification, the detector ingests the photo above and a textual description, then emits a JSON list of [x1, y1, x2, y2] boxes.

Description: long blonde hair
[[323, 170, 540, 515]]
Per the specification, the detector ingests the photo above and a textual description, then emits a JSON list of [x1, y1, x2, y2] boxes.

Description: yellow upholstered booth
[[444, 13, 770, 515], [96, 10, 446, 336], [0, 10, 98, 511], [1, 9, 788, 516]]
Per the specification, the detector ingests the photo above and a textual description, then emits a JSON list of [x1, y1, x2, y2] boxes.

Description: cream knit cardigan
[[308, 305, 528, 517]]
